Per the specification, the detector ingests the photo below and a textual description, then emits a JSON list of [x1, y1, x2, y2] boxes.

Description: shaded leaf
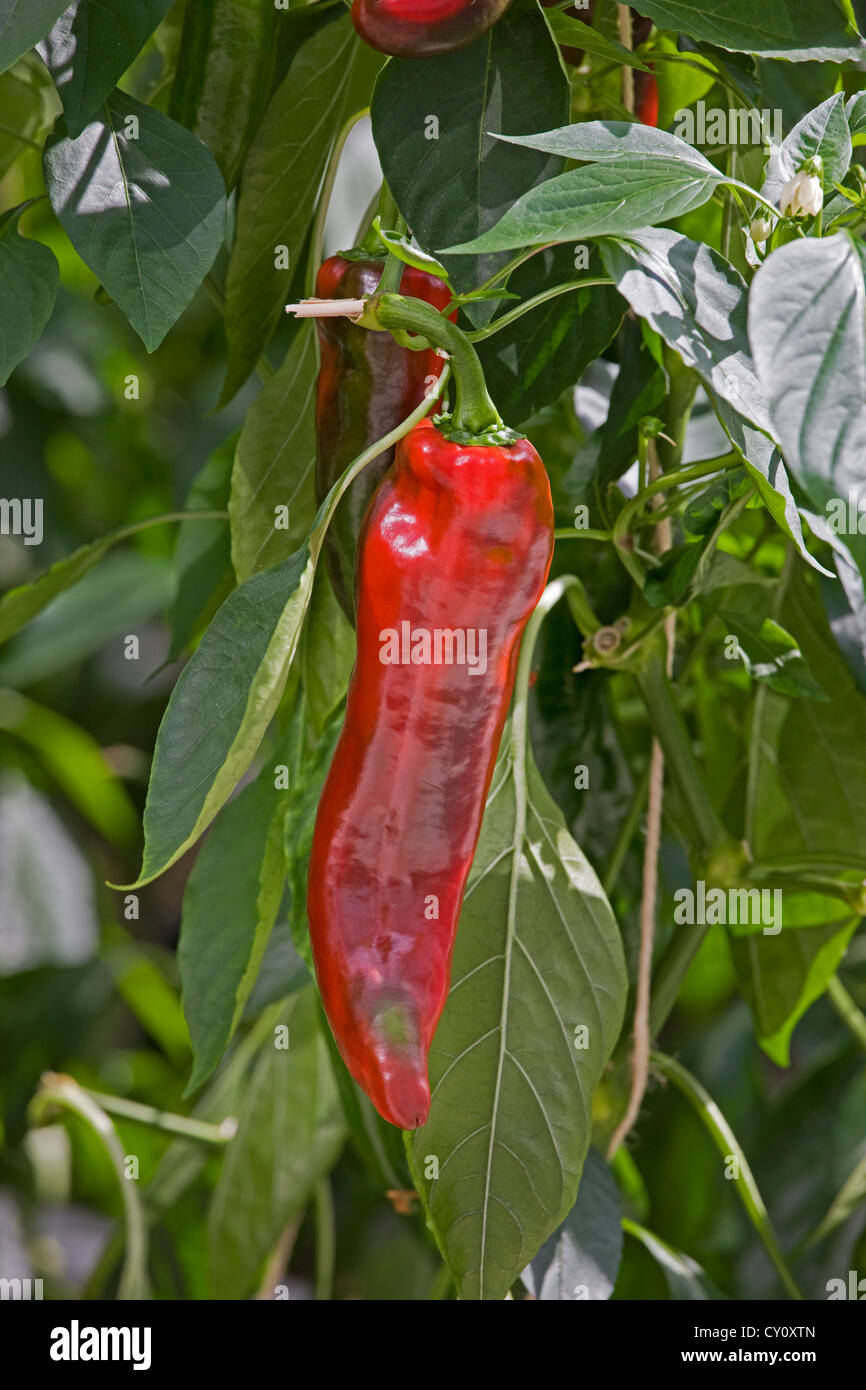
[[372, 3, 568, 304], [521, 1147, 623, 1300], [0, 202, 58, 386], [627, 0, 863, 61], [230, 321, 318, 581], [207, 986, 344, 1299], [0, 0, 70, 74], [43, 91, 226, 351], [38, 0, 173, 137]]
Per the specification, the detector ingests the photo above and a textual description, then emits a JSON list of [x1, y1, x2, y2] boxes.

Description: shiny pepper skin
[[308, 418, 554, 1129], [314, 256, 452, 622], [351, 0, 512, 58]]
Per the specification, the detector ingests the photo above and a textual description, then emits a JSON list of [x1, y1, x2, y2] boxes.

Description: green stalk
[[633, 646, 726, 857], [651, 1051, 803, 1300], [365, 293, 513, 442], [313, 1177, 337, 1301], [826, 976, 866, 1054], [466, 278, 615, 342], [29, 1075, 149, 1300], [81, 1088, 235, 1145]]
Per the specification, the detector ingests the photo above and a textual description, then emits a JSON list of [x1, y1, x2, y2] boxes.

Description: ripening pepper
[[351, 0, 512, 58], [308, 296, 554, 1129], [314, 254, 452, 622]]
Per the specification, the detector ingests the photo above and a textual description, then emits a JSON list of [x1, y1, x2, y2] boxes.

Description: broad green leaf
[[38, 0, 173, 137], [601, 229, 773, 435], [408, 730, 627, 1302], [230, 321, 318, 582], [760, 94, 851, 208], [443, 162, 724, 256], [729, 919, 859, 1066], [208, 987, 345, 1298], [476, 245, 625, 426], [169, 439, 234, 660], [521, 1147, 623, 1301], [0, 551, 174, 687], [498, 119, 721, 172], [300, 567, 354, 739], [622, 1220, 722, 1300], [43, 91, 226, 351], [0, 202, 58, 386], [0, 0, 69, 74], [627, 0, 864, 61], [180, 763, 291, 1092], [709, 394, 832, 576], [220, 14, 380, 403], [748, 233, 866, 515], [128, 543, 316, 888], [0, 688, 138, 849], [372, 3, 568, 304]]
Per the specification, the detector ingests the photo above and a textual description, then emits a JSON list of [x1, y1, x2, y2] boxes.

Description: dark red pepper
[[314, 254, 452, 621], [351, 0, 512, 58], [308, 418, 553, 1128]]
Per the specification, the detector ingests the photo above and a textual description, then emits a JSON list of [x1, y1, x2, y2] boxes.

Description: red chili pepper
[[315, 253, 452, 621], [308, 419, 553, 1127], [351, 0, 512, 58], [634, 70, 658, 127], [308, 295, 553, 1128]]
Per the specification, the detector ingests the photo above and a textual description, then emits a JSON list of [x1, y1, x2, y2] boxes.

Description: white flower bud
[[750, 217, 772, 244], [779, 170, 823, 219]]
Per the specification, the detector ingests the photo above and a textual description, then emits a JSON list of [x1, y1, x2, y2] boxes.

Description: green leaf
[[625, 0, 864, 61], [730, 919, 859, 1065], [476, 245, 625, 425], [371, 2, 569, 303], [497, 119, 721, 171], [207, 986, 345, 1299], [127, 543, 316, 888], [760, 94, 852, 208], [623, 1220, 723, 1300], [0, 551, 174, 687], [0, 63, 51, 179], [0, 202, 58, 386], [180, 763, 291, 1093], [220, 13, 380, 403], [0, 688, 138, 850], [230, 321, 318, 582], [601, 228, 773, 435], [38, 0, 173, 137], [0, 0, 69, 74], [748, 233, 866, 517], [408, 729, 627, 1301], [716, 604, 826, 699], [547, 12, 650, 70], [169, 439, 234, 660], [0, 513, 190, 648], [521, 1147, 623, 1301], [167, 0, 279, 189], [43, 90, 226, 351], [443, 161, 724, 256]]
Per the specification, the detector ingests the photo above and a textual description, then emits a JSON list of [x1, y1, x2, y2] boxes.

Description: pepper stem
[[365, 292, 515, 443]]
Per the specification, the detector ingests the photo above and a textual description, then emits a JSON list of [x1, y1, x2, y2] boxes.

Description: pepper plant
[[1, 0, 865, 1305]]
